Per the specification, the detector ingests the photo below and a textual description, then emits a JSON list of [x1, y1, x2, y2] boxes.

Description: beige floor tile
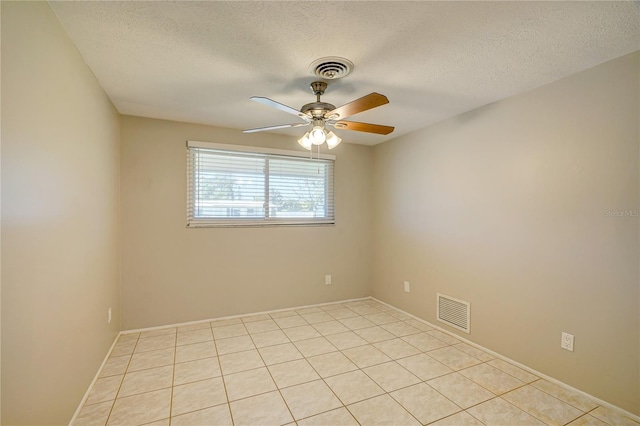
[[280, 379, 342, 420], [347, 394, 421, 426], [328, 308, 359, 320], [283, 325, 322, 342], [339, 316, 376, 330], [380, 321, 421, 337], [589, 406, 640, 426], [459, 363, 524, 394], [171, 377, 227, 416], [363, 312, 398, 325], [325, 331, 368, 350], [427, 330, 461, 344], [134, 335, 176, 353], [324, 370, 384, 405], [273, 315, 308, 328], [268, 359, 320, 388], [107, 388, 171, 425], [401, 332, 449, 352], [177, 322, 211, 333], [531, 379, 599, 412], [430, 411, 485, 425], [171, 404, 232, 426], [312, 320, 350, 336], [387, 311, 412, 321], [118, 332, 141, 342], [215, 335, 255, 355], [488, 358, 538, 383], [349, 305, 382, 316], [467, 397, 545, 425], [307, 351, 358, 378], [139, 328, 175, 339], [250, 329, 290, 348], [210, 318, 242, 328], [320, 303, 347, 311], [111, 339, 137, 357], [427, 373, 495, 409], [85, 375, 124, 405], [373, 338, 421, 360], [427, 346, 482, 370], [293, 336, 338, 357], [100, 355, 130, 378], [241, 313, 272, 323], [175, 341, 216, 363], [363, 361, 421, 392], [301, 311, 335, 324], [224, 367, 276, 401], [141, 417, 169, 425], [342, 344, 391, 368], [453, 342, 495, 362], [176, 328, 213, 346], [397, 353, 453, 381], [74, 400, 113, 425], [403, 319, 434, 331], [269, 309, 299, 319], [229, 391, 293, 426], [244, 319, 279, 334], [119, 365, 173, 397], [354, 326, 396, 343], [297, 407, 358, 426], [174, 357, 220, 385], [390, 382, 461, 424], [218, 349, 264, 374], [128, 348, 175, 372], [258, 342, 303, 365], [502, 385, 584, 425], [212, 323, 248, 340], [568, 414, 610, 426], [296, 307, 323, 315]]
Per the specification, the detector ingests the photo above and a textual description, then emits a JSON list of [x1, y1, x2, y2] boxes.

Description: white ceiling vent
[[437, 293, 470, 334], [309, 57, 354, 80]]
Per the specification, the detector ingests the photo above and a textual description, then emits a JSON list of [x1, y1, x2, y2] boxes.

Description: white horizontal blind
[[187, 142, 334, 227]]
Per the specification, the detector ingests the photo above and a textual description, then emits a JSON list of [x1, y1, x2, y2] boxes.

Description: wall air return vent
[[437, 293, 470, 333]]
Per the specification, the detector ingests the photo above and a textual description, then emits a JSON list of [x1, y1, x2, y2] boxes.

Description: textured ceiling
[[49, 1, 639, 146]]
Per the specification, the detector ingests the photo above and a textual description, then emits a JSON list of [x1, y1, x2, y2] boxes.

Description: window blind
[[187, 141, 335, 227]]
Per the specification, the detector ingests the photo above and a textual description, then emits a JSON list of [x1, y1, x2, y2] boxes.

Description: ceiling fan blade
[[325, 93, 389, 120], [243, 122, 310, 133], [332, 121, 394, 135], [250, 97, 310, 120]]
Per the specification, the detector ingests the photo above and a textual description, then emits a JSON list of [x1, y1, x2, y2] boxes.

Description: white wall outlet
[[108, 307, 112, 324], [403, 281, 410, 293], [561, 332, 574, 351], [325, 275, 332, 285]]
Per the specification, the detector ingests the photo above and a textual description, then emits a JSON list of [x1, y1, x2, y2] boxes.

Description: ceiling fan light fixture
[[310, 126, 326, 145], [298, 132, 312, 150], [326, 131, 342, 149]]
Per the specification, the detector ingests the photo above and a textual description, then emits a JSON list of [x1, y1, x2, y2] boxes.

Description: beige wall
[[120, 116, 372, 329], [1, 2, 121, 424], [372, 52, 640, 414]]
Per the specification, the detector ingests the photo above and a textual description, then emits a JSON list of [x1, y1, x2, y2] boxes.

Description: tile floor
[[74, 299, 639, 426]]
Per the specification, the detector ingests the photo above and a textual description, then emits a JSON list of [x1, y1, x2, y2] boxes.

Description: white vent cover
[[309, 57, 354, 80], [437, 293, 470, 333]]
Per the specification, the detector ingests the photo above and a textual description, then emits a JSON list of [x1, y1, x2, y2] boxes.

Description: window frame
[[186, 140, 336, 228]]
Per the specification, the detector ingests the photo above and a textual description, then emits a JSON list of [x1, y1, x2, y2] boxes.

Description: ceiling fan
[[243, 81, 394, 149]]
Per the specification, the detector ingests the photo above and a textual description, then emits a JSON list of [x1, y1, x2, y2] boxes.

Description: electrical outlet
[[561, 332, 574, 351], [325, 275, 332, 285], [108, 307, 112, 324], [403, 281, 410, 293]]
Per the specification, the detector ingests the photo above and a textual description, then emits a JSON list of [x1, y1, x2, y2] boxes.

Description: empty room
[[1, 1, 639, 425]]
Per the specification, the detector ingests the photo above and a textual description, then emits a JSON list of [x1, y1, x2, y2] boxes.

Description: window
[[187, 141, 335, 227]]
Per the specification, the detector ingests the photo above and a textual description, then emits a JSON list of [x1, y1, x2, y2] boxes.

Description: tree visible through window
[[187, 142, 335, 226]]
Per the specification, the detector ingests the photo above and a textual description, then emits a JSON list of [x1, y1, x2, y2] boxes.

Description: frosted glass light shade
[[326, 131, 342, 149], [298, 132, 312, 150], [310, 127, 326, 145]]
